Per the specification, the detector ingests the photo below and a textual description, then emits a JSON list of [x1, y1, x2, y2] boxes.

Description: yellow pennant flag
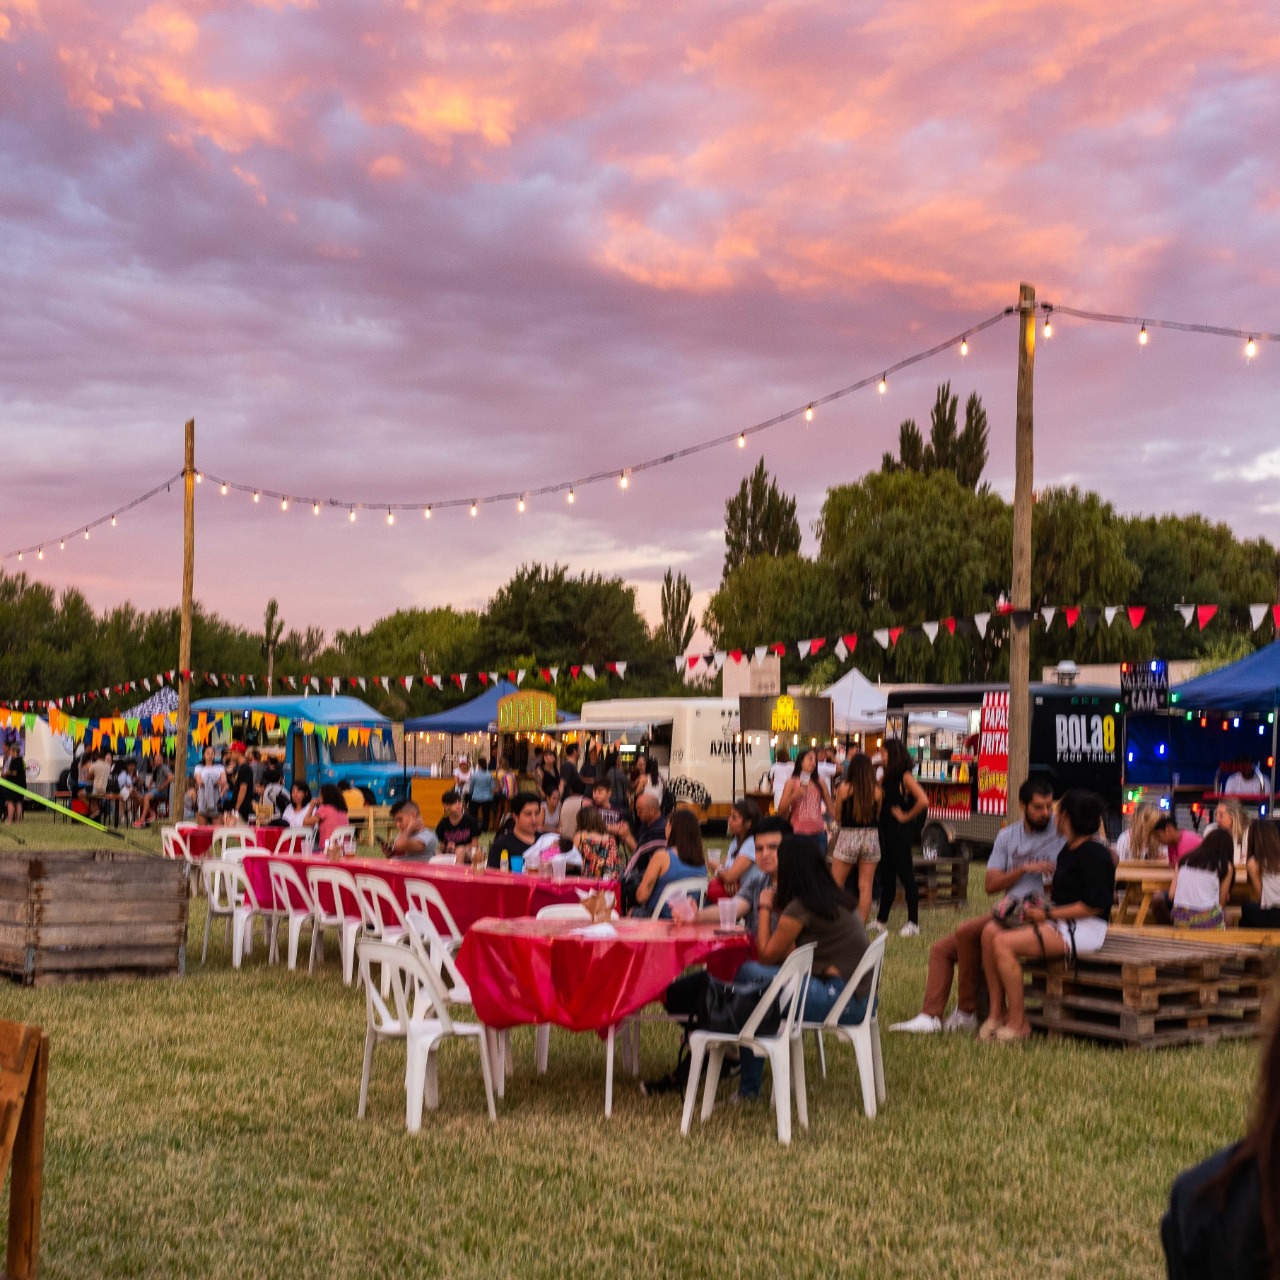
[[250, 711, 263, 729], [327, 726, 339, 744], [301, 720, 314, 736]]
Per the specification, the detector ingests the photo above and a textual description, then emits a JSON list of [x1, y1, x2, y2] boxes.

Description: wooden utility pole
[[1006, 283, 1036, 822], [171, 420, 195, 820]]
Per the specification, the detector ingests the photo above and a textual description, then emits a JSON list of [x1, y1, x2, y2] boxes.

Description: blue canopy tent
[[403, 681, 520, 736], [1125, 641, 1280, 807]]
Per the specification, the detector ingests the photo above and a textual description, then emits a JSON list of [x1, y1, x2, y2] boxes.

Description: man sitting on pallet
[[890, 776, 1062, 1034]]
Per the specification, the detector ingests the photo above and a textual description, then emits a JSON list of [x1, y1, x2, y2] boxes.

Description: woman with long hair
[[712, 797, 760, 893], [1115, 802, 1163, 861], [574, 805, 622, 879], [732, 835, 870, 1101], [874, 738, 929, 937], [307, 782, 349, 849], [777, 747, 834, 856], [1212, 798, 1253, 866], [1243, 819, 1280, 930], [830, 752, 882, 920], [634, 807, 706, 917], [1170, 828, 1235, 930]]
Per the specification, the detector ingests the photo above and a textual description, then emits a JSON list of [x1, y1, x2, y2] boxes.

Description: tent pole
[[1270, 706, 1278, 818]]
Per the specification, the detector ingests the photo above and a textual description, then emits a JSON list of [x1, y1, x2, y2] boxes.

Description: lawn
[[0, 814, 1255, 1278]]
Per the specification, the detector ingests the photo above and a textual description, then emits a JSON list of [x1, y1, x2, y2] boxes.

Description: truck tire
[[921, 822, 952, 862]]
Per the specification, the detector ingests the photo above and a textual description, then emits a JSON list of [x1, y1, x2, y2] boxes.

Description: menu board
[[977, 691, 1009, 815]]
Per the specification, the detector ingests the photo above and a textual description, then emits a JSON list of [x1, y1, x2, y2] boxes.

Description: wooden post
[[0, 1021, 48, 1280], [171, 420, 196, 821], [1007, 284, 1036, 822]]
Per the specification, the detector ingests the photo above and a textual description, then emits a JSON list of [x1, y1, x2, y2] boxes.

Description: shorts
[[1056, 916, 1107, 956], [833, 827, 880, 865], [1171, 905, 1225, 930]]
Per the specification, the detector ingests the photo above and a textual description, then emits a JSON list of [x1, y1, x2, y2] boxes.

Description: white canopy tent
[[822, 668, 971, 737]]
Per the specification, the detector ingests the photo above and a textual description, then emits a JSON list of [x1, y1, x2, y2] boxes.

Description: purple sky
[[3, 0, 1279, 642]]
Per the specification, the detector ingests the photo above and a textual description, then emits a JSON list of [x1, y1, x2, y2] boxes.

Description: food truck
[[885, 682, 1125, 857], [189, 696, 411, 807]]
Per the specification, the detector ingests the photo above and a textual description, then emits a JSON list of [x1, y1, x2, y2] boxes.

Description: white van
[[575, 698, 762, 819], [13, 717, 74, 798]]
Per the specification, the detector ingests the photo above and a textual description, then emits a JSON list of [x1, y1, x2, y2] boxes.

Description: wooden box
[[0, 851, 188, 986]]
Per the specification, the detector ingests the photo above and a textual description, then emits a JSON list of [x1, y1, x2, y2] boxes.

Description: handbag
[[990, 891, 1046, 928], [700, 974, 782, 1037]]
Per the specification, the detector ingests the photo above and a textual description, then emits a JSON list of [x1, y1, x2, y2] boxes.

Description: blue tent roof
[[191, 695, 390, 725], [1171, 640, 1280, 713], [403, 681, 521, 735]]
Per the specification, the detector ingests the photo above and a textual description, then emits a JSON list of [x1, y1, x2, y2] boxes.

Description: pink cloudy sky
[[3, 0, 1279, 640]]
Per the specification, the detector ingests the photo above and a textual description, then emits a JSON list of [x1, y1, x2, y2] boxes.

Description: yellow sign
[[498, 692, 557, 733], [771, 695, 800, 734]]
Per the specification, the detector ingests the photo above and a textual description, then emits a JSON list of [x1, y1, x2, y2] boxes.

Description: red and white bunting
[[974, 612, 991, 640], [1251, 604, 1269, 631], [1103, 606, 1118, 627], [1177, 605, 1195, 628], [1041, 606, 1056, 629], [921, 621, 939, 644], [580, 665, 593, 682], [1064, 606, 1080, 630], [872, 628, 889, 649], [1197, 604, 1218, 630], [753, 646, 768, 665]]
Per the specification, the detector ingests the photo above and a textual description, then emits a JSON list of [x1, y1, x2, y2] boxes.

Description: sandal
[[994, 1025, 1032, 1043], [977, 1018, 1004, 1043]]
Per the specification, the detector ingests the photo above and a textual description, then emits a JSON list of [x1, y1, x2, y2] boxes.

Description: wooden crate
[[912, 854, 969, 909], [1022, 933, 1276, 1049], [0, 850, 188, 987]]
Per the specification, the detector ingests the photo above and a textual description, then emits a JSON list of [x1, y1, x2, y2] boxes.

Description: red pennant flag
[[888, 626, 903, 647], [842, 633, 859, 651], [606, 662, 619, 676], [941, 618, 955, 635], [770, 643, 786, 657], [1127, 606, 1145, 630], [450, 674, 462, 688], [1064, 607, 1080, 629], [1196, 604, 1218, 630], [809, 637, 826, 654], [686, 656, 700, 671], [539, 668, 551, 682], [570, 665, 581, 680], [477, 672, 489, 686], [506, 670, 517, 684], [995, 601, 1015, 615], [348, 677, 358, 689], [1273, 605, 1280, 630], [728, 650, 743, 663]]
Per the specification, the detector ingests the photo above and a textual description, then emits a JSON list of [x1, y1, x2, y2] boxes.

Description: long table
[[184, 826, 291, 858], [1112, 861, 1251, 926]]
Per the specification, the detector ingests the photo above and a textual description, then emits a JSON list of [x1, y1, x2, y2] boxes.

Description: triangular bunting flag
[[1196, 604, 1218, 630], [613, 662, 625, 679], [712, 652, 726, 673], [451, 674, 463, 688], [674, 658, 684, 673], [798, 640, 812, 660], [1064, 607, 1080, 629], [516, 669, 527, 686], [1103, 606, 1118, 627], [1041, 607, 1056, 629], [1274, 604, 1280, 631], [1127, 606, 1145, 630], [430, 675, 443, 690], [539, 668, 552, 683], [477, 672, 489, 686], [873, 629, 890, 649], [348, 677, 358, 689], [458, 673, 467, 689], [508, 670, 518, 684], [1082, 608, 1100, 632], [686, 657, 699, 672], [942, 618, 956, 636], [404, 676, 415, 692], [1177, 605, 1195, 628], [579, 667, 592, 682], [728, 650, 743, 664], [769, 643, 786, 657], [888, 626, 903, 647], [310, 677, 320, 692], [834, 638, 848, 662], [1250, 604, 1268, 631], [488, 672, 499, 685], [549, 666, 560, 683], [330, 677, 341, 694], [810, 637, 826, 655], [753, 646, 767, 665], [922, 622, 939, 644], [142, 677, 151, 691], [974, 612, 991, 639]]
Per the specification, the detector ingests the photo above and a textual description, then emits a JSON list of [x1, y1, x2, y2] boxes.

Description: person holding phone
[[777, 747, 834, 856], [381, 800, 439, 861]]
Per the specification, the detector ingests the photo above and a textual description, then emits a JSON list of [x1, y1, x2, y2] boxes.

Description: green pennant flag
[[23, 714, 36, 732], [125, 736, 136, 752], [278, 717, 291, 738], [221, 713, 232, 739], [165, 735, 176, 755], [126, 718, 140, 735]]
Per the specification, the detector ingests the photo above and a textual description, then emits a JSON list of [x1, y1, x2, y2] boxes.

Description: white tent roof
[[822, 668, 971, 736]]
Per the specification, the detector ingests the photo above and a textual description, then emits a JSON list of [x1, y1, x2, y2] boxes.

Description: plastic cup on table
[[551, 855, 567, 883], [670, 894, 697, 925], [526, 850, 542, 875], [717, 897, 738, 930]]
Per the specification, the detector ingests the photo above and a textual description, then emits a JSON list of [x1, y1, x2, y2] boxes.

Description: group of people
[[62, 747, 173, 827]]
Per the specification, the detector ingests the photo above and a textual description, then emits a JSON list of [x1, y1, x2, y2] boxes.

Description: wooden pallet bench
[[912, 854, 969, 909], [1021, 932, 1276, 1049]]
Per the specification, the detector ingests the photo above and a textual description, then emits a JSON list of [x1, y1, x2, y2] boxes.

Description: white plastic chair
[[429, 853, 457, 865], [306, 865, 364, 985], [681, 944, 816, 1145], [355, 875, 410, 995], [211, 827, 259, 861], [802, 932, 888, 1118], [274, 828, 314, 855], [404, 911, 471, 1007], [355, 939, 409, 1120], [325, 824, 357, 851], [649, 877, 709, 921], [266, 860, 319, 971], [359, 940, 497, 1127], [201, 858, 264, 969], [403, 879, 464, 956], [161, 826, 199, 896]]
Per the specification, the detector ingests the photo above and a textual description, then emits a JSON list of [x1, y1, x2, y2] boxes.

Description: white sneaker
[[867, 921, 886, 936], [943, 1009, 979, 1034], [890, 1012, 941, 1034], [899, 922, 920, 938]]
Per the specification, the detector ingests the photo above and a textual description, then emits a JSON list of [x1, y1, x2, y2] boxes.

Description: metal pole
[[171, 420, 195, 821], [1270, 706, 1278, 818], [1006, 283, 1036, 822]]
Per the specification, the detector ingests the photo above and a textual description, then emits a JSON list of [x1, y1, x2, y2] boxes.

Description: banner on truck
[[977, 691, 1009, 815]]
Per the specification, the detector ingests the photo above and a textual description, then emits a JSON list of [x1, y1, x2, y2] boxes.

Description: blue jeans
[[733, 961, 868, 1098]]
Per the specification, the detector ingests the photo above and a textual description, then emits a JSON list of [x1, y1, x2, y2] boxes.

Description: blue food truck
[[189, 696, 410, 806]]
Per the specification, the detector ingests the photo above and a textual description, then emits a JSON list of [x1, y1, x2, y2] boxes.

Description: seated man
[[136, 759, 172, 826], [890, 777, 1062, 1034], [383, 800, 439, 862], [693, 816, 789, 934], [1225, 757, 1268, 796], [435, 789, 480, 859], [488, 793, 541, 871]]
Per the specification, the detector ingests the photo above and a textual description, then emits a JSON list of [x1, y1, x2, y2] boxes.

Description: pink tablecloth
[[185, 826, 290, 858], [456, 917, 754, 1033], [240, 853, 617, 934]]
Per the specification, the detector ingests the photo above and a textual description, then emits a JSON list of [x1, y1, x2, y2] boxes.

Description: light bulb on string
[[738, 433, 746, 448], [1042, 316, 1053, 339], [281, 498, 288, 512], [312, 502, 320, 516], [220, 483, 228, 496], [619, 470, 630, 490], [386, 509, 394, 526], [878, 375, 887, 395], [567, 488, 575, 505], [111, 515, 117, 527], [349, 508, 356, 523], [470, 501, 478, 517], [59, 540, 64, 551], [518, 495, 526, 513], [252, 491, 260, 503], [1247, 337, 1258, 361], [424, 506, 432, 519], [16, 552, 21, 562], [84, 529, 90, 540], [1139, 324, 1148, 347], [37, 549, 42, 560], [805, 404, 814, 422], [960, 337, 968, 356], [195, 472, 203, 484]]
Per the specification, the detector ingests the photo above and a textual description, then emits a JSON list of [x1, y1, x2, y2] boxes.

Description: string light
[[805, 404, 814, 422], [619, 470, 630, 490], [738, 433, 746, 448], [220, 483, 228, 496], [424, 506, 432, 519], [252, 491, 260, 503], [878, 375, 887, 394], [280, 498, 288, 512], [83, 529, 89, 540], [470, 501, 478, 517], [59, 540, 64, 551], [1042, 316, 1053, 339], [312, 502, 320, 515], [386, 509, 394, 526], [110, 515, 116, 527], [517, 495, 526, 512], [1247, 336, 1258, 361], [1139, 325, 1148, 346], [37, 550, 42, 560], [16, 552, 21, 561], [349, 509, 356, 523], [567, 488, 575, 505], [195, 472, 203, 484], [960, 337, 968, 356]]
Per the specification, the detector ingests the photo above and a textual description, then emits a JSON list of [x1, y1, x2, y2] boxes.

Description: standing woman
[[778, 747, 834, 856], [874, 738, 928, 937], [830, 752, 882, 921], [3, 744, 26, 824], [469, 757, 496, 833]]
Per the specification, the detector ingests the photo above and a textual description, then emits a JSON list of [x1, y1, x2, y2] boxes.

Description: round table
[[184, 825, 291, 858]]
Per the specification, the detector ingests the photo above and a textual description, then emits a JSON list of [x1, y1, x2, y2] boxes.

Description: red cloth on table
[[184, 826, 289, 858], [455, 917, 754, 1033], [240, 853, 617, 933]]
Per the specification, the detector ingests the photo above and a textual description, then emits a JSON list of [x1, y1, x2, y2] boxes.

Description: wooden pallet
[[1021, 932, 1276, 1049], [912, 855, 969, 909], [0, 850, 188, 986]]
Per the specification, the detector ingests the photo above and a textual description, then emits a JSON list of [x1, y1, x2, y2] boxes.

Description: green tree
[[657, 569, 695, 658], [955, 393, 990, 490], [262, 599, 284, 693], [722, 461, 801, 580], [881, 383, 988, 489]]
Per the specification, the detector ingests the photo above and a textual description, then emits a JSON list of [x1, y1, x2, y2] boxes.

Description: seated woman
[[574, 806, 621, 879], [735, 835, 870, 1102], [1206, 798, 1251, 866], [634, 808, 707, 918], [539, 788, 563, 835], [306, 783, 348, 849], [1114, 802, 1162, 861], [1242, 818, 1280, 929], [712, 798, 759, 894], [280, 782, 313, 828], [1170, 828, 1234, 930], [979, 789, 1116, 1043]]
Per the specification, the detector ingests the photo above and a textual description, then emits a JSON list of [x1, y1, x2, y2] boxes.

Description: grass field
[[0, 814, 1257, 1278]]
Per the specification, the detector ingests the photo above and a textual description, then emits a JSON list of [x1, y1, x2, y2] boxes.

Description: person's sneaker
[[898, 922, 920, 938], [889, 1013, 942, 1034], [943, 1009, 979, 1034], [866, 921, 886, 936]]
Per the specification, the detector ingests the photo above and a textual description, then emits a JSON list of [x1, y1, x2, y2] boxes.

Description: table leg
[[605, 1025, 615, 1118], [1134, 890, 1153, 927]]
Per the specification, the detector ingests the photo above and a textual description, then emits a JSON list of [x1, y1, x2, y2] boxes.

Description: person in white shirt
[[767, 749, 793, 813], [1224, 759, 1268, 796], [816, 746, 839, 793], [281, 782, 314, 828]]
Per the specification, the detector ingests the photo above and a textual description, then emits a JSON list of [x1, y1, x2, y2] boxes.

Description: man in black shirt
[[559, 743, 586, 797], [488, 793, 541, 869], [435, 789, 480, 857], [227, 744, 257, 823]]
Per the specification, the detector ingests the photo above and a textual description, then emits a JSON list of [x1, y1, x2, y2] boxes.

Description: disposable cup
[[718, 898, 737, 929], [551, 855, 567, 883]]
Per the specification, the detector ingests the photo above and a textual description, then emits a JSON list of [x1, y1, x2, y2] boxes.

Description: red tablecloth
[[240, 853, 617, 933], [456, 917, 754, 1033], [184, 826, 290, 858]]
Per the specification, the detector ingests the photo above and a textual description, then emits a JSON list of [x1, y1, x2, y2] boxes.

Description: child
[[1170, 828, 1234, 930], [1242, 819, 1280, 929], [182, 780, 198, 822]]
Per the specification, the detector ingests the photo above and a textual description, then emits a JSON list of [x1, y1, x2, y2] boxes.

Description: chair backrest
[[268, 859, 315, 916], [160, 827, 189, 862], [175, 822, 201, 833], [326, 824, 357, 850], [362, 937, 454, 1033], [355, 874, 409, 939], [274, 829, 314, 856], [202, 858, 260, 914], [212, 828, 258, 861], [535, 904, 592, 921], [306, 866, 362, 922], [650, 877, 708, 921], [404, 910, 469, 995], [820, 931, 887, 1029], [742, 943, 816, 1040], [403, 879, 463, 947]]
